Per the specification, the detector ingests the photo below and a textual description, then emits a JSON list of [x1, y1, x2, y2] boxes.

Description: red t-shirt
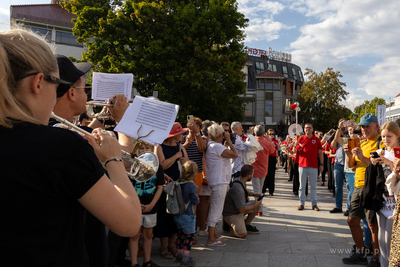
[[296, 135, 322, 168], [270, 139, 279, 157], [251, 136, 273, 178], [331, 147, 337, 164], [281, 140, 288, 155]]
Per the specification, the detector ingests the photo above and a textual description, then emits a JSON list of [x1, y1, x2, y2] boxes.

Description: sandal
[[159, 247, 173, 259], [143, 260, 161, 267], [168, 246, 178, 257]]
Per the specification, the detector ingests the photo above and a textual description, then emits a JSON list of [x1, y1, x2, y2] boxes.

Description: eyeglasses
[[224, 129, 230, 132], [18, 72, 72, 91], [72, 85, 92, 94], [268, 134, 275, 136]]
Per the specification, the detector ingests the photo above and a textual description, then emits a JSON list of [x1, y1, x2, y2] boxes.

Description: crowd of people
[[2, 28, 400, 267]]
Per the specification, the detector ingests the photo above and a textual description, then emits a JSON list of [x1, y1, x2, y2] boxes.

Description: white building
[[386, 93, 400, 122], [10, 1, 85, 59]]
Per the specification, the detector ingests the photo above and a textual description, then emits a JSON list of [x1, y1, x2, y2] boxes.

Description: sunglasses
[[268, 133, 275, 135], [18, 72, 72, 91]]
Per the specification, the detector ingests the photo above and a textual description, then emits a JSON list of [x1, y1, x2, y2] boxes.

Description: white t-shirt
[[376, 149, 396, 218], [205, 141, 232, 187]]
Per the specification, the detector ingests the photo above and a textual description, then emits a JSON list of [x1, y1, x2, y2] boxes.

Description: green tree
[[296, 67, 351, 132], [62, 0, 249, 123], [350, 97, 391, 123]]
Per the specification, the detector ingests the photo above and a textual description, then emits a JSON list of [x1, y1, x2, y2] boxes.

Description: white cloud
[[357, 57, 400, 98], [0, 7, 10, 31], [238, 0, 294, 42], [341, 90, 364, 111]]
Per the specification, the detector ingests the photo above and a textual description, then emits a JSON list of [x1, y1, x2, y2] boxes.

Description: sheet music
[[91, 72, 133, 100], [115, 96, 179, 146]]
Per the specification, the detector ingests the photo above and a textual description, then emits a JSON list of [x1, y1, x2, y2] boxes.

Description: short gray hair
[[208, 123, 224, 141], [231, 121, 241, 132], [254, 125, 264, 137]]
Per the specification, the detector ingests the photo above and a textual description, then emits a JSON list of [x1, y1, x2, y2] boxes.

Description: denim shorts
[[174, 214, 196, 234]]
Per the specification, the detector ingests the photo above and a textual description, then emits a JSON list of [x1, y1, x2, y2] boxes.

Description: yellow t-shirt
[[354, 134, 381, 188]]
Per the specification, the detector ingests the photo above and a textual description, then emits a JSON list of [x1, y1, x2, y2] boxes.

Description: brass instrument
[[51, 112, 158, 182], [86, 100, 134, 120]]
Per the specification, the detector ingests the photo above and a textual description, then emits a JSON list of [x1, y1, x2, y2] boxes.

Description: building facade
[[386, 94, 400, 122], [10, 2, 85, 59], [242, 47, 304, 130]]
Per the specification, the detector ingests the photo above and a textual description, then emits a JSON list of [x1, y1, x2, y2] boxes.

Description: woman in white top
[[370, 121, 400, 267], [205, 123, 238, 246]]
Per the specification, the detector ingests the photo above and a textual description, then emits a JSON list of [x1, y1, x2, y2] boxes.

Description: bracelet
[[103, 157, 123, 167]]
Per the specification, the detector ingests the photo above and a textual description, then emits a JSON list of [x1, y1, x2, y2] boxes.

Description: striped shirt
[[185, 137, 207, 173]]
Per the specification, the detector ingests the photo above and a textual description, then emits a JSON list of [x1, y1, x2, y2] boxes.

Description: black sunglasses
[[18, 72, 72, 92]]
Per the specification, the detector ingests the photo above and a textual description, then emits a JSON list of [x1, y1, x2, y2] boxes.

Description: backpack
[[164, 181, 194, 215]]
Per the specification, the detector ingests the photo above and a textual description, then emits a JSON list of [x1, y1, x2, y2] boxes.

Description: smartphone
[[187, 115, 194, 124], [257, 193, 265, 201], [348, 137, 360, 151], [394, 147, 400, 159], [343, 121, 351, 127], [230, 132, 236, 144], [370, 152, 380, 159]]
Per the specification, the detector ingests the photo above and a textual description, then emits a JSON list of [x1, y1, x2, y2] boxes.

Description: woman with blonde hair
[[0, 29, 141, 266], [205, 123, 238, 246]]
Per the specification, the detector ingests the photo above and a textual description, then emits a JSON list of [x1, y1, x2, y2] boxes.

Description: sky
[[1, 0, 399, 111]]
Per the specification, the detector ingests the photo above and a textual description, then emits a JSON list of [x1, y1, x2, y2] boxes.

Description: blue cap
[[358, 113, 378, 126]]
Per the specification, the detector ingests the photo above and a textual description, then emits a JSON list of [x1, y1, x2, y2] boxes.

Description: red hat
[[167, 122, 188, 138]]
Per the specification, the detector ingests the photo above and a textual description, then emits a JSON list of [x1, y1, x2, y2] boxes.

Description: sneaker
[[367, 257, 380, 267], [351, 245, 373, 256], [245, 224, 260, 234], [320, 182, 325, 186], [257, 212, 263, 216], [330, 208, 343, 213], [180, 257, 196, 267], [197, 229, 208, 236], [344, 210, 350, 216], [342, 253, 368, 265]]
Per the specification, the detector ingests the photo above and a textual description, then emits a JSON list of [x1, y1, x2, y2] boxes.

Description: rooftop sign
[[248, 47, 292, 63]]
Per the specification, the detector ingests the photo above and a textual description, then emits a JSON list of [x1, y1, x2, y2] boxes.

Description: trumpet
[[50, 112, 159, 182], [86, 100, 133, 120]]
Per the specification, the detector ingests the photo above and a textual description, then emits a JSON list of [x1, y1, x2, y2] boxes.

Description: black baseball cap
[[56, 54, 92, 98]]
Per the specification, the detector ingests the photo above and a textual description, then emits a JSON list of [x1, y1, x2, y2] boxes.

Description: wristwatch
[[195, 132, 200, 136]]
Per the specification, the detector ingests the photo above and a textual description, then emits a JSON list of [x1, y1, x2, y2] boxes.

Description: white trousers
[[207, 184, 228, 227]]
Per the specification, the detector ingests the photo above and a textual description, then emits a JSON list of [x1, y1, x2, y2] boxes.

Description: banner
[[377, 105, 386, 126]]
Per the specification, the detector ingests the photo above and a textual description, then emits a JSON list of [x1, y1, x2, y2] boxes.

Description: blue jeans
[[299, 167, 318, 206], [363, 217, 372, 247], [334, 164, 345, 209], [345, 173, 355, 211]]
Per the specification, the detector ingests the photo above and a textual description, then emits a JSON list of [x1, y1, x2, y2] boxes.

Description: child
[[174, 161, 200, 267], [128, 143, 164, 267], [370, 121, 400, 267]]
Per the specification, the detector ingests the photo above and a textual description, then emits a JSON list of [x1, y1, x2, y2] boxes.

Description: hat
[[358, 113, 378, 126], [56, 54, 92, 98], [167, 122, 188, 138]]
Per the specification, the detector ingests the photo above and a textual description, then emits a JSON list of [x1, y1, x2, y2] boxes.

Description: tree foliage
[[350, 97, 392, 123], [295, 67, 351, 133], [62, 0, 249, 123]]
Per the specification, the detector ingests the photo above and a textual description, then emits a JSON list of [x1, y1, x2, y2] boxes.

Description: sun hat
[[167, 122, 188, 138]]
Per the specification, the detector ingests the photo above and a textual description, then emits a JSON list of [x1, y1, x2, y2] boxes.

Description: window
[[258, 79, 265, 90], [298, 70, 303, 82], [292, 68, 298, 80], [282, 66, 288, 78], [285, 115, 291, 125], [265, 92, 273, 117], [268, 64, 277, 72], [255, 62, 265, 74], [274, 81, 279, 90], [265, 81, 273, 90], [244, 101, 253, 123], [285, 99, 292, 112], [56, 31, 83, 47], [24, 26, 51, 42]]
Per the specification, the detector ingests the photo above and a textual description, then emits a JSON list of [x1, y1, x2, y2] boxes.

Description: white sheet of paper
[[114, 96, 179, 146], [91, 72, 133, 100]]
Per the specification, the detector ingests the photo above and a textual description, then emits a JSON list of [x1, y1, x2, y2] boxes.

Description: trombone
[[86, 100, 134, 120], [51, 112, 159, 182]]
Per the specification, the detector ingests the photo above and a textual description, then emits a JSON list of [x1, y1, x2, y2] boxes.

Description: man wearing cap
[[343, 113, 381, 266]]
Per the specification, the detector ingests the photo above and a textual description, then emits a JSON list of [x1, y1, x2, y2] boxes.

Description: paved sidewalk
[[149, 167, 359, 267]]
